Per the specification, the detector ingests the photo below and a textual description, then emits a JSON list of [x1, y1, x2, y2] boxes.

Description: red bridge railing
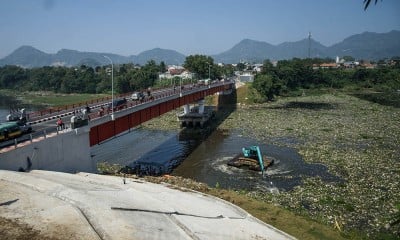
[[89, 83, 231, 146]]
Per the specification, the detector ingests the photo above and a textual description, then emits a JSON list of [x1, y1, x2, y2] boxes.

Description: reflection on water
[[92, 129, 178, 166], [92, 127, 341, 192], [92, 128, 202, 176]]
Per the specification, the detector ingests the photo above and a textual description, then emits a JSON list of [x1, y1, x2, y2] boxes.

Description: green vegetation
[[252, 58, 400, 102], [2, 57, 398, 103], [0, 61, 163, 95], [0, 55, 234, 97], [0, 89, 107, 107], [219, 89, 400, 239], [183, 54, 228, 79]]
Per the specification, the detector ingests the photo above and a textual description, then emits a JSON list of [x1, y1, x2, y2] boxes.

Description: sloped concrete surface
[[0, 170, 295, 240]]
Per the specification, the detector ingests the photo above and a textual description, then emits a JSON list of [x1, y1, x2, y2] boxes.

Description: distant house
[[159, 66, 194, 80], [158, 72, 173, 79], [342, 61, 359, 68], [318, 63, 338, 69], [168, 65, 185, 75], [312, 63, 338, 70], [252, 63, 263, 72], [237, 72, 254, 82], [389, 59, 400, 67], [180, 71, 194, 79], [360, 62, 376, 69], [159, 65, 185, 79]]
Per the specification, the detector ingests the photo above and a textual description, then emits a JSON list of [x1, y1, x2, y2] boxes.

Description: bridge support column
[[183, 104, 190, 114], [198, 99, 205, 114]]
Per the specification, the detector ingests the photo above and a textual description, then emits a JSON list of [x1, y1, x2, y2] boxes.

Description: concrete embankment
[[0, 170, 295, 240]]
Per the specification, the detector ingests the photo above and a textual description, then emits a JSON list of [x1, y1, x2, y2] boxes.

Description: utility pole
[[208, 63, 211, 80], [308, 32, 312, 59], [206, 62, 211, 80], [103, 55, 114, 121]]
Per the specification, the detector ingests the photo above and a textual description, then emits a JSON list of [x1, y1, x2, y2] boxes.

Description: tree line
[[1, 55, 399, 103], [0, 60, 165, 94], [252, 58, 400, 101], [0, 55, 233, 94]]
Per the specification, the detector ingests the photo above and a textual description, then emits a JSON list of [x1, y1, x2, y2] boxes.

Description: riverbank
[[140, 87, 400, 239], [98, 163, 345, 240], [1, 170, 298, 240], [2, 88, 399, 238]]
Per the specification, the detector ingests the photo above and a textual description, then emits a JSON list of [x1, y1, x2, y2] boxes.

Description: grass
[[235, 83, 254, 104], [206, 188, 346, 240], [25, 93, 108, 106], [0, 89, 108, 107]]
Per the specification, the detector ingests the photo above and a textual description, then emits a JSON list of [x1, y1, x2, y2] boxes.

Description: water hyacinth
[[218, 93, 400, 236], [141, 92, 399, 236]]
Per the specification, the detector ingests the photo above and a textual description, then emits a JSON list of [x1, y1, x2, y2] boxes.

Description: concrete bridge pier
[[198, 99, 205, 114], [178, 98, 212, 128], [182, 98, 205, 114], [183, 104, 190, 114]]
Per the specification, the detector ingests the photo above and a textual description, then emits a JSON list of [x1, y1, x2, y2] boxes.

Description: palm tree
[[363, 0, 381, 10]]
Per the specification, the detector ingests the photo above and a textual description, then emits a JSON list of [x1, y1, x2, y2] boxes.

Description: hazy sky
[[0, 0, 399, 58]]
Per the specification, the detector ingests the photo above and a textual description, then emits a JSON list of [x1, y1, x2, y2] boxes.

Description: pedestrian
[[57, 117, 65, 130], [98, 106, 104, 117]]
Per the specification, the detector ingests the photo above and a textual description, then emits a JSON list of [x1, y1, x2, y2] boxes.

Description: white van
[[131, 92, 145, 101]]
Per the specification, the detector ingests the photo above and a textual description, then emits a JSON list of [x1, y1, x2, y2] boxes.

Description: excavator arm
[[242, 146, 265, 175]]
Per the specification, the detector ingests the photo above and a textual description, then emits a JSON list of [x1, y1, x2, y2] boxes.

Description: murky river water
[[92, 127, 340, 192]]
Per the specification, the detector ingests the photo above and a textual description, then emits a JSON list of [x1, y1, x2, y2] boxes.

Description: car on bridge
[[108, 98, 127, 112], [131, 92, 145, 101]]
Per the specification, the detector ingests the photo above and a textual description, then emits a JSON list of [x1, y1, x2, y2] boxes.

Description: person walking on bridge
[[57, 117, 65, 130]]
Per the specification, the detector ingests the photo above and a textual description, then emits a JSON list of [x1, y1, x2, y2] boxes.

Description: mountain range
[[1, 30, 399, 68]]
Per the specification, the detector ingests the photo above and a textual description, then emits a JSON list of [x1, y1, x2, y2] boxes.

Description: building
[[158, 65, 194, 80], [313, 63, 339, 69], [237, 72, 254, 82], [159, 65, 185, 79]]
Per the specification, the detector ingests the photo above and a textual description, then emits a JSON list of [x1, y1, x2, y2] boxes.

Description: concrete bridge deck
[[0, 170, 294, 240]]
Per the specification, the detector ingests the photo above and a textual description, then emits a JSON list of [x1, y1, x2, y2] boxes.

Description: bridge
[[88, 81, 232, 146], [0, 81, 234, 173]]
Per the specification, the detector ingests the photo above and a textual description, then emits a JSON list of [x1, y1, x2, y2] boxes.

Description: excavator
[[227, 146, 273, 176]]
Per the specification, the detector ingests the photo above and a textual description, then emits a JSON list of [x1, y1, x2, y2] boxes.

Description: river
[[1, 94, 340, 192], [91, 126, 340, 192]]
